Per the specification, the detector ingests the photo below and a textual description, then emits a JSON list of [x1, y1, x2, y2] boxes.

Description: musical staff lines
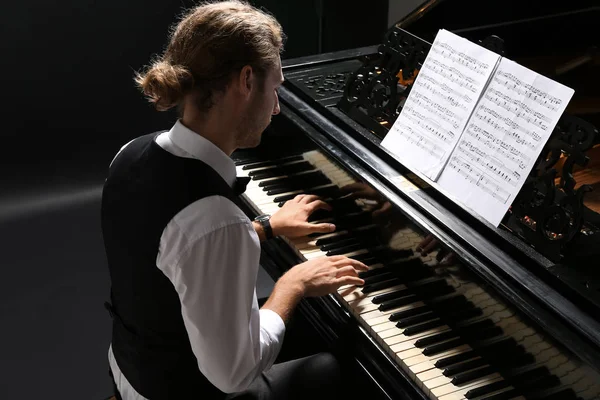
[[414, 78, 470, 112], [402, 105, 454, 144], [473, 105, 537, 151], [407, 92, 461, 130], [432, 41, 492, 75], [494, 70, 562, 112], [447, 155, 512, 204], [418, 73, 474, 104], [393, 121, 446, 160], [422, 59, 479, 93]]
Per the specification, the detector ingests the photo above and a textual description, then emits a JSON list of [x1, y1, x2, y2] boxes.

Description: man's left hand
[[270, 194, 336, 239]]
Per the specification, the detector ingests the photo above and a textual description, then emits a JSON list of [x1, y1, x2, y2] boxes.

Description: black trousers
[[110, 351, 342, 400], [225, 352, 342, 400]]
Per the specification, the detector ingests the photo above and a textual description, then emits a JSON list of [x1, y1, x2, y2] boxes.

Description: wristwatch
[[254, 214, 274, 240]]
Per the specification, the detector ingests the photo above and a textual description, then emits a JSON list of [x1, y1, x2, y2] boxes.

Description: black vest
[[101, 133, 241, 399]]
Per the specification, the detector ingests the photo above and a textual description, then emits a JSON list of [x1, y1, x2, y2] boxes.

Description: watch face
[[256, 214, 270, 221]]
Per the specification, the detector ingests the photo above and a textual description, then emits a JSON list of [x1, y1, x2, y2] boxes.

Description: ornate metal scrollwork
[[338, 27, 430, 138], [507, 115, 599, 262]]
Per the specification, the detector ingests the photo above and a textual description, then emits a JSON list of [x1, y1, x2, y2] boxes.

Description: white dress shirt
[[108, 120, 286, 399]]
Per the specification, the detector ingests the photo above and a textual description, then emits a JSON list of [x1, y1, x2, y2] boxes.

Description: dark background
[[0, 1, 388, 399], [0, 0, 388, 195]]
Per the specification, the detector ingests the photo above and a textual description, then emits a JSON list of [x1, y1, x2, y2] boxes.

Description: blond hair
[[135, 1, 284, 112]]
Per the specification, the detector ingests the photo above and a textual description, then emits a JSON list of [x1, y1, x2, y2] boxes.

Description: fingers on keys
[[306, 222, 336, 233], [330, 255, 369, 272]]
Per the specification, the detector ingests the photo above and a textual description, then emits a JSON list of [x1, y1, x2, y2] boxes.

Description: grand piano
[[233, 1, 600, 399]]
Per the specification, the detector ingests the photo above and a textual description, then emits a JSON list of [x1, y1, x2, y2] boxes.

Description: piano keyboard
[[235, 150, 600, 400]]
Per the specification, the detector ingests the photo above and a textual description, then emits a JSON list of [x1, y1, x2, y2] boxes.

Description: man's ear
[[238, 65, 254, 98]]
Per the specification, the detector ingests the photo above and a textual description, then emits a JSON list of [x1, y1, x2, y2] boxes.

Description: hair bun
[[135, 61, 194, 111]]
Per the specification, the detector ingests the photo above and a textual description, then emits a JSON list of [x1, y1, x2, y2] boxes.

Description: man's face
[[236, 56, 284, 149]]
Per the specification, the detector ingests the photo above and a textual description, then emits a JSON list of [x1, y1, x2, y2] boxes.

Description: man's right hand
[[281, 255, 368, 297], [262, 256, 368, 323]]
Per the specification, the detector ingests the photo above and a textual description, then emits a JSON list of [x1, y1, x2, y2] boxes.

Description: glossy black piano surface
[[232, 4, 600, 399]]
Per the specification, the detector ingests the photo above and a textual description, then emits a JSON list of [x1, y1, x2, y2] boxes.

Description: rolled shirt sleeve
[[157, 195, 286, 393]]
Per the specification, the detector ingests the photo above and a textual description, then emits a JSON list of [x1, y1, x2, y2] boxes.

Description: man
[[101, 1, 368, 399]]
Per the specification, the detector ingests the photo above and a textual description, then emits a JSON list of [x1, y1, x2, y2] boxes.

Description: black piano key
[[415, 329, 457, 347], [315, 225, 379, 246], [359, 257, 381, 267], [451, 365, 495, 385], [415, 319, 497, 348], [241, 155, 303, 169], [249, 161, 313, 179], [480, 389, 520, 400], [350, 252, 379, 263], [424, 337, 465, 356], [359, 264, 400, 279], [389, 305, 428, 321], [435, 350, 478, 368], [319, 238, 357, 251], [396, 311, 436, 328], [326, 243, 366, 256], [390, 295, 468, 322], [266, 187, 303, 196], [435, 338, 517, 368], [362, 272, 394, 286], [365, 258, 424, 280], [372, 287, 411, 304], [362, 278, 403, 294], [403, 319, 444, 335], [465, 380, 510, 399], [380, 294, 419, 312], [380, 283, 454, 311], [443, 357, 486, 376], [394, 293, 474, 328]]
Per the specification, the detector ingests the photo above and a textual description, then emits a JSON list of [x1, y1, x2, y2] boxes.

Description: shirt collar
[[166, 120, 237, 188]]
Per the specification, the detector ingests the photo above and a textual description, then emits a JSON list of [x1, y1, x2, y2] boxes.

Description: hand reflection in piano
[[340, 182, 455, 266], [417, 234, 456, 266], [340, 182, 393, 219]]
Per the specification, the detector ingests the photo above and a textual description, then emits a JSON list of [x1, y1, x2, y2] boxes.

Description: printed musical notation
[[432, 42, 492, 76], [447, 156, 511, 203], [438, 57, 574, 227], [418, 73, 474, 104], [494, 70, 563, 112], [394, 121, 446, 159], [382, 29, 500, 180]]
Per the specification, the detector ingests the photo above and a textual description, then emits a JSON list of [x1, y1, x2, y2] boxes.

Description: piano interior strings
[[232, 3, 600, 399]]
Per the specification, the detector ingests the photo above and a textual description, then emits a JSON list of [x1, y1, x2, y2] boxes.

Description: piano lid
[[396, 0, 600, 129]]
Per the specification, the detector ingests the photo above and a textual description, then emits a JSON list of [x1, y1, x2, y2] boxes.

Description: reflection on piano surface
[[234, 143, 600, 399], [232, 3, 600, 399]]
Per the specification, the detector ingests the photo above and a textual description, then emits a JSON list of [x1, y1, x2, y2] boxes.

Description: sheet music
[[381, 29, 501, 180], [437, 58, 574, 226]]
